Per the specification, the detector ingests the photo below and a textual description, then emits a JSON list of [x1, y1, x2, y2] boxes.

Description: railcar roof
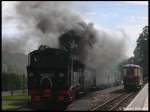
[[123, 64, 142, 68]]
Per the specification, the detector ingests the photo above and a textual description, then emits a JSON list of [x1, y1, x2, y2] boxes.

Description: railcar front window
[[126, 68, 134, 76]]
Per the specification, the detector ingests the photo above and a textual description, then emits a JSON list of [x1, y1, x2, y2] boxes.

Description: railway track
[[8, 103, 36, 111], [91, 92, 135, 111]]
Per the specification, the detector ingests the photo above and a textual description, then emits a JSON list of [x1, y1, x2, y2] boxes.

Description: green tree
[[134, 26, 148, 77], [2, 72, 26, 91]]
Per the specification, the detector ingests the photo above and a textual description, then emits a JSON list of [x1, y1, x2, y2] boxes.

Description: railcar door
[[139, 68, 143, 86]]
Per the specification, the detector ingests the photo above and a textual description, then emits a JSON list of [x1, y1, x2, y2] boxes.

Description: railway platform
[[125, 83, 148, 111]]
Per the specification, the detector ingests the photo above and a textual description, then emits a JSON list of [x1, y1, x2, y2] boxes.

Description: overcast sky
[[70, 1, 148, 57], [2, 1, 148, 57]]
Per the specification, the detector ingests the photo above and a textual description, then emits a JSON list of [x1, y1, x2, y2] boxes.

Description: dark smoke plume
[[59, 23, 97, 63], [16, 1, 98, 64], [16, 1, 87, 51], [2, 1, 127, 85]]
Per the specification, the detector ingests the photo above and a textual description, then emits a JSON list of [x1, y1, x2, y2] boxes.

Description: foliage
[[119, 26, 148, 78], [2, 95, 30, 110], [2, 94, 30, 101], [2, 72, 27, 91], [134, 26, 148, 77]]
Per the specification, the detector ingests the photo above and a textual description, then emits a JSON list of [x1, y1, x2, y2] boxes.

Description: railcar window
[[134, 68, 137, 76], [139, 69, 142, 77], [138, 68, 140, 76], [140, 69, 143, 76]]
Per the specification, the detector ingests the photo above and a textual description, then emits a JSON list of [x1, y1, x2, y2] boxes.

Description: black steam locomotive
[[27, 45, 96, 103]]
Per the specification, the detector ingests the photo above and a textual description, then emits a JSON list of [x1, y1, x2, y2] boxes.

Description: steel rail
[[91, 94, 125, 111], [91, 93, 134, 111], [109, 93, 134, 111]]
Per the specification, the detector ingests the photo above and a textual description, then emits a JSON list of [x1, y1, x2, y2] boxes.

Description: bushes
[[2, 72, 26, 91]]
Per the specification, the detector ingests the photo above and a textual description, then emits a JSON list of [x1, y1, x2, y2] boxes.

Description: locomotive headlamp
[[29, 73, 34, 77], [59, 73, 64, 78], [34, 57, 37, 62]]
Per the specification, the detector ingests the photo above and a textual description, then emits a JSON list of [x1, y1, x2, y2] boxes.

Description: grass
[[2, 100, 24, 110], [2, 90, 28, 96], [2, 94, 30, 110], [2, 94, 30, 101]]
